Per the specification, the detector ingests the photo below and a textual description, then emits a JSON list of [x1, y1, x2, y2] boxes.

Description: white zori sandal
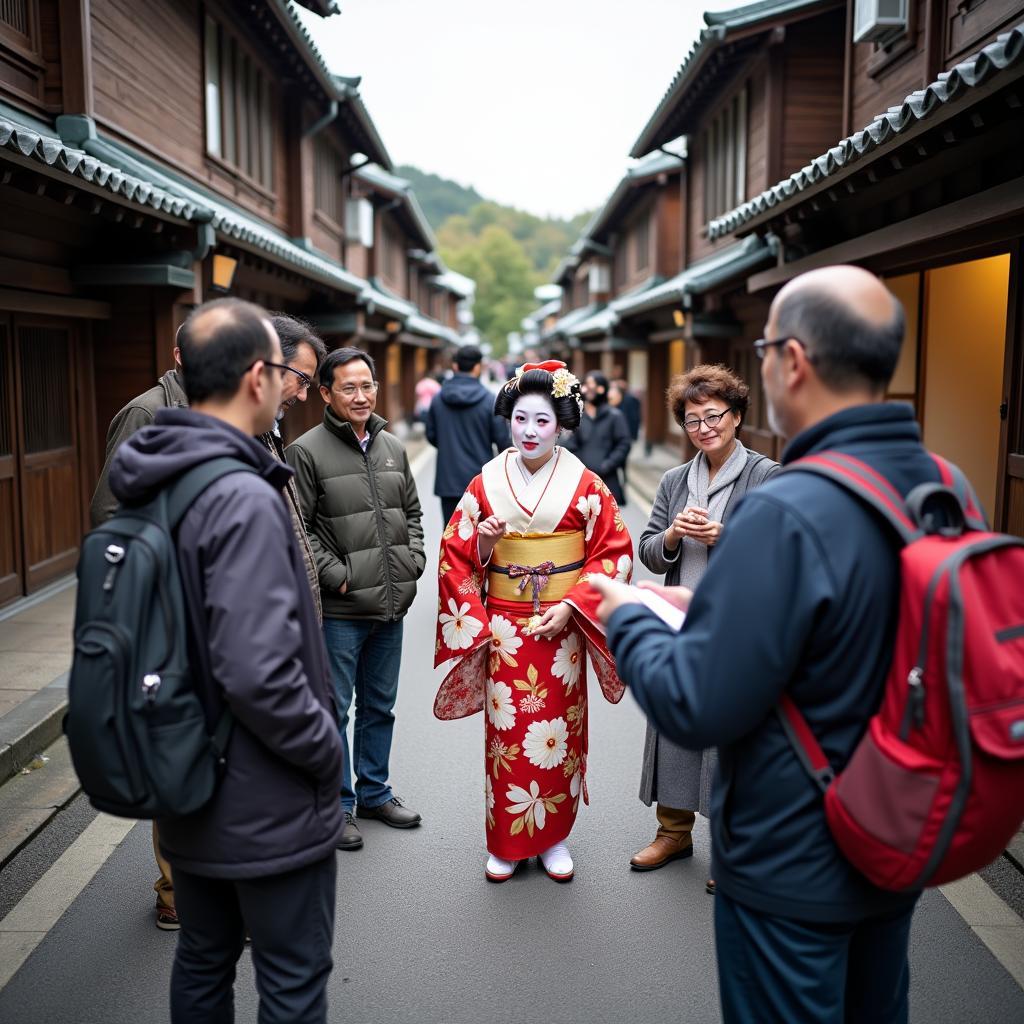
[[539, 841, 574, 882], [485, 854, 520, 882]]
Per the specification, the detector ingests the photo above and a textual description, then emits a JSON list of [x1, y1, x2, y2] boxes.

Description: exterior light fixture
[[384, 320, 402, 334], [672, 309, 686, 328], [210, 253, 238, 294]]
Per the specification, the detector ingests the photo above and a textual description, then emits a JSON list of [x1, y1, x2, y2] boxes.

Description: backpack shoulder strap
[[785, 450, 919, 544], [776, 694, 834, 794], [163, 457, 255, 756], [929, 454, 988, 531], [165, 458, 259, 530]]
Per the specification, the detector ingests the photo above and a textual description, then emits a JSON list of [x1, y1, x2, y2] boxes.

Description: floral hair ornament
[[504, 360, 583, 409]]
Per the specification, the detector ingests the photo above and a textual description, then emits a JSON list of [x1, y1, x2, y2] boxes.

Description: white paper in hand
[[635, 587, 686, 631]]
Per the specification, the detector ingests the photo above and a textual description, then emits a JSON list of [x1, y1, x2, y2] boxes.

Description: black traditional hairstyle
[[493, 368, 582, 431]]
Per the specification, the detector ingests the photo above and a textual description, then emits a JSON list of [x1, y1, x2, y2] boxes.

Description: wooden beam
[[748, 176, 1024, 291], [58, 0, 93, 116], [0, 287, 110, 318]]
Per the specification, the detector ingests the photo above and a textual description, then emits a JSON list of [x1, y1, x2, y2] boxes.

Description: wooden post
[[59, 0, 93, 116], [645, 343, 668, 446]]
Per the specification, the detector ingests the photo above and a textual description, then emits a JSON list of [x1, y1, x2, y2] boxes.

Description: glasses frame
[[682, 408, 735, 434], [753, 336, 807, 360], [331, 381, 379, 398], [263, 361, 315, 392]]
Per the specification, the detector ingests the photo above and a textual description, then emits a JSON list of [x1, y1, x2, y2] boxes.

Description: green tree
[[442, 225, 539, 357]]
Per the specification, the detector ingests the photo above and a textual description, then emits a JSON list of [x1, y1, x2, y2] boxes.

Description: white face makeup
[[511, 393, 559, 462]]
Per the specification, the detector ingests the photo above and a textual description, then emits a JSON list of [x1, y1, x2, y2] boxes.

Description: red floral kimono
[[434, 447, 632, 860]]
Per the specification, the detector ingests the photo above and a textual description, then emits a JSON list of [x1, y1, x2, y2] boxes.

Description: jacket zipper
[[364, 445, 395, 620]]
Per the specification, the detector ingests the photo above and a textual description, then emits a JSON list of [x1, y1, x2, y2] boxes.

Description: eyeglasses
[[264, 361, 315, 392], [682, 409, 734, 433], [332, 382, 379, 398], [753, 336, 807, 360]]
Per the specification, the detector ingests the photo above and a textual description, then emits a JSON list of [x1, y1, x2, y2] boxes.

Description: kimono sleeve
[[563, 475, 634, 705], [433, 477, 492, 720]]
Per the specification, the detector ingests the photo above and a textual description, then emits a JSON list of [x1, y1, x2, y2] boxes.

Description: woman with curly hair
[[630, 364, 779, 892], [433, 361, 633, 883]]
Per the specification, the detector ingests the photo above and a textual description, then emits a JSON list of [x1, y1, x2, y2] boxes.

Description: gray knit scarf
[[679, 439, 748, 589]]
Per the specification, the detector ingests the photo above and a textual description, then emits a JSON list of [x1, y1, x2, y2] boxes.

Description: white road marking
[[0, 813, 135, 990], [941, 874, 1024, 989]]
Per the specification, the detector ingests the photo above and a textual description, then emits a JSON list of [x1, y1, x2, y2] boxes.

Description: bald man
[[594, 267, 950, 1022]]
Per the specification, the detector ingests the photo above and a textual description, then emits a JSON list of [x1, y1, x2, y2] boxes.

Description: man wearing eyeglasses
[[287, 347, 425, 852], [592, 265, 949, 1023], [258, 314, 328, 622]]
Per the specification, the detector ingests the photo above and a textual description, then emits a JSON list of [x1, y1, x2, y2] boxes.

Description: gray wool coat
[[637, 447, 779, 813]]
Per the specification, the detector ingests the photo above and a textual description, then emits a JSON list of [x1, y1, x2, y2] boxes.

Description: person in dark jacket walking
[[593, 266, 950, 1023], [425, 344, 509, 523], [562, 370, 631, 504], [109, 298, 344, 1024], [287, 348, 425, 852]]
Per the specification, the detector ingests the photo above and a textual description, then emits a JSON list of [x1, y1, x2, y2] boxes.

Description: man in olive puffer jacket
[[286, 348, 425, 851]]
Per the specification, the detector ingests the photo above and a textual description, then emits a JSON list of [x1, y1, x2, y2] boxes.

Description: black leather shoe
[[337, 811, 363, 850], [356, 796, 422, 829]]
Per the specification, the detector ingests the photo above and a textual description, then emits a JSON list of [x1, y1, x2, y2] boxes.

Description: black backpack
[[66, 457, 255, 818]]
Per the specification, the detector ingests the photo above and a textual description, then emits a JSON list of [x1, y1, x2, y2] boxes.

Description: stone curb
[[0, 675, 68, 786]]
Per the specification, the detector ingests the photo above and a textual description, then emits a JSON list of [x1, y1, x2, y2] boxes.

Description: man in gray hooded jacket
[[110, 298, 343, 1024]]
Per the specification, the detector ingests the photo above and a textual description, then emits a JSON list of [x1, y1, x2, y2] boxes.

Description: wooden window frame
[[701, 83, 748, 225], [313, 134, 344, 232], [203, 11, 276, 196]]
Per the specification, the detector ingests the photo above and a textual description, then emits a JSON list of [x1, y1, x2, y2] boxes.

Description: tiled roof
[[87, 133, 366, 294], [630, 0, 829, 157], [0, 113, 195, 220], [611, 236, 776, 318], [354, 164, 436, 249], [708, 19, 1024, 240], [406, 312, 461, 346]]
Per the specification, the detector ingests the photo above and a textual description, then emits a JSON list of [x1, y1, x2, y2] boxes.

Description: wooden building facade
[[545, 0, 1024, 538], [0, 0, 468, 609]]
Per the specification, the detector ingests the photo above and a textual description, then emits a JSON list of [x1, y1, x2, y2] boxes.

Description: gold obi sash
[[487, 531, 585, 610]]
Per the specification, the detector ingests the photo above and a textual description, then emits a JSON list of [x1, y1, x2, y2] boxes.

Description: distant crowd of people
[[88, 264, 962, 1022]]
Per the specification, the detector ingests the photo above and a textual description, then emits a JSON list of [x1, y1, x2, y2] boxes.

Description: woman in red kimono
[[433, 361, 633, 882]]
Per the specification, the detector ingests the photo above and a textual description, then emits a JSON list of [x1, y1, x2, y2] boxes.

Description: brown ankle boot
[[629, 832, 694, 871]]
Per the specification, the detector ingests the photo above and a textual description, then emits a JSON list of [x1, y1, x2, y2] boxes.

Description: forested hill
[[397, 164, 592, 354]]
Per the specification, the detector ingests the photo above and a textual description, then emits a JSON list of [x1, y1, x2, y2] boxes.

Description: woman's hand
[[664, 511, 690, 551], [476, 515, 506, 564], [675, 505, 723, 547], [530, 601, 572, 639]]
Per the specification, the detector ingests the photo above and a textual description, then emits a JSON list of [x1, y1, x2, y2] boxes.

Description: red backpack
[[778, 451, 1024, 891]]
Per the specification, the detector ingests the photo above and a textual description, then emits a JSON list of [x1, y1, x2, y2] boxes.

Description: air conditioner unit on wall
[[853, 0, 908, 43], [345, 197, 374, 249]]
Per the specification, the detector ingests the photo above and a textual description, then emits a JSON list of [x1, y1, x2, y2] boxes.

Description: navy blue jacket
[[110, 410, 343, 878], [607, 403, 942, 923], [425, 373, 509, 497]]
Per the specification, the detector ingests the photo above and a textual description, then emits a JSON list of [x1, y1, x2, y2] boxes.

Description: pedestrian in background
[[630, 364, 777, 886], [594, 265, 946, 1023], [562, 370, 631, 505], [109, 298, 343, 1024], [90, 341, 187, 932], [287, 348, 425, 853], [425, 344, 510, 524], [611, 376, 642, 444]]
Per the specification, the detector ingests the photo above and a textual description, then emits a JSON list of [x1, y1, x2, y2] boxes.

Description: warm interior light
[[672, 309, 686, 328], [211, 253, 238, 293], [384, 320, 402, 333]]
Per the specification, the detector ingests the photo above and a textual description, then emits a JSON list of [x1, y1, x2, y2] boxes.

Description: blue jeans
[[322, 618, 403, 811], [714, 892, 916, 1023]]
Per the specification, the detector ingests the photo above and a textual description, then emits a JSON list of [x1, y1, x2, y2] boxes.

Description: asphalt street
[[0, 453, 1022, 1023]]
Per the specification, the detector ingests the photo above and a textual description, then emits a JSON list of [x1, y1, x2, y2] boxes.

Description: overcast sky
[[298, 0, 742, 221]]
